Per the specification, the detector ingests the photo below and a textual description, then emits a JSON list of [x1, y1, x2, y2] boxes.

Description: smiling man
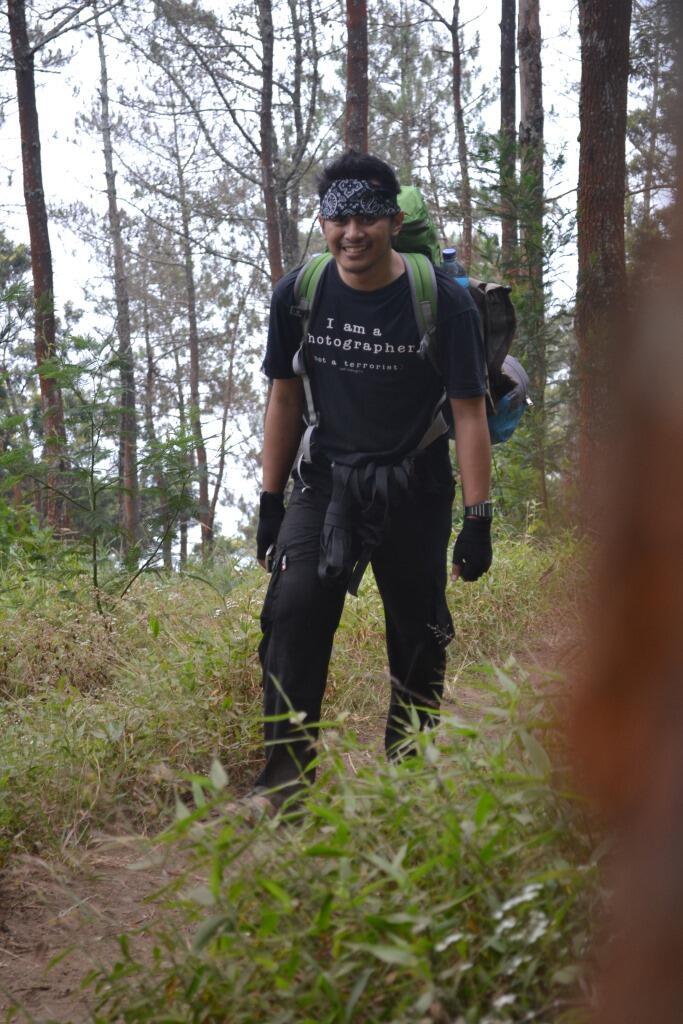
[[253, 151, 492, 811]]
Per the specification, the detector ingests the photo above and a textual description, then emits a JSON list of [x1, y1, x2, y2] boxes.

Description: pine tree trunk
[[170, 102, 211, 553], [398, 1, 413, 182], [256, 0, 284, 283], [345, 0, 369, 152], [8, 0, 67, 529], [642, 10, 663, 230], [517, 0, 547, 510], [142, 285, 172, 572], [451, 0, 473, 268], [95, 7, 139, 564], [173, 347, 190, 570], [500, 0, 518, 274], [576, 0, 633, 512], [207, 329, 236, 541]]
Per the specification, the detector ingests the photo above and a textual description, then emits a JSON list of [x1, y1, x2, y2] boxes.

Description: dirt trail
[[0, 624, 581, 1023], [0, 841, 183, 1023]]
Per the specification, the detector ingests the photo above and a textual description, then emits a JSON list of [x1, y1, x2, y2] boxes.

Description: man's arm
[[451, 395, 491, 504], [262, 377, 305, 493], [256, 378, 305, 569], [450, 395, 492, 582]]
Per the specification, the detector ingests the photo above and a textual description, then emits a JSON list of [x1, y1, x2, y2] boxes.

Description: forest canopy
[[0, 0, 677, 571]]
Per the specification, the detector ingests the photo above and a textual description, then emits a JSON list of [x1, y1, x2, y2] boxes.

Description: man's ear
[[391, 211, 404, 235], [318, 214, 325, 231]]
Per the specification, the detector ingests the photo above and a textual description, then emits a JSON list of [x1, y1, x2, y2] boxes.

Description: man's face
[[319, 212, 403, 279]]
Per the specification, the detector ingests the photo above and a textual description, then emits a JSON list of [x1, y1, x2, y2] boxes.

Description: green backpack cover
[[393, 186, 442, 265]]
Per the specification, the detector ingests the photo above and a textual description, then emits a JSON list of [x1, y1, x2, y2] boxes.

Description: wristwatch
[[464, 500, 493, 520]]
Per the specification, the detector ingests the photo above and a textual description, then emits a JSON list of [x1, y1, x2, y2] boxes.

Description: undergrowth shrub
[[0, 607, 119, 696], [87, 666, 596, 1024]]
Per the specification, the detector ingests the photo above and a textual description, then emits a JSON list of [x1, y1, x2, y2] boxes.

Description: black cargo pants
[[255, 448, 455, 796]]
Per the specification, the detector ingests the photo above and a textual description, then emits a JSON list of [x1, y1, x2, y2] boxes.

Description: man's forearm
[[451, 396, 491, 506], [262, 379, 305, 493]]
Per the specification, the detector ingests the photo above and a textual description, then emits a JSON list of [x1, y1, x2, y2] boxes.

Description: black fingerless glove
[[452, 516, 493, 582], [256, 491, 285, 561]]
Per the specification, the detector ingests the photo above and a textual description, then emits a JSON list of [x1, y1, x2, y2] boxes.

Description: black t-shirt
[[262, 259, 486, 461]]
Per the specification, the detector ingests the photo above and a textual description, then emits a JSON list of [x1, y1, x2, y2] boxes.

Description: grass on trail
[[87, 669, 595, 1024], [0, 532, 597, 1022], [0, 532, 581, 866]]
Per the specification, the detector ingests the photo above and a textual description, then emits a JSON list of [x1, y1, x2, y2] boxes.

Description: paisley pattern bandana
[[320, 179, 401, 220]]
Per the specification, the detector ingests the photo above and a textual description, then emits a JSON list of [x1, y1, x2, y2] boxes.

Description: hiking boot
[[220, 788, 279, 827]]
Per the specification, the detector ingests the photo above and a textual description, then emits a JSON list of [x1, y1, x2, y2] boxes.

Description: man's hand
[[452, 516, 492, 582], [257, 491, 285, 569]]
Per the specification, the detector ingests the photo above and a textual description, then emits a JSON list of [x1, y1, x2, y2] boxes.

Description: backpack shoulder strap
[[293, 252, 333, 313], [401, 254, 451, 450], [400, 252, 440, 372], [291, 253, 333, 464]]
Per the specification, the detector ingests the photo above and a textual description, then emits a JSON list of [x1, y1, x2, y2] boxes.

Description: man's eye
[[359, 217, 378, 226]]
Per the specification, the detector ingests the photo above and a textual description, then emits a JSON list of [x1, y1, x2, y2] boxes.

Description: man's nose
[[343, 217, 366, 238]]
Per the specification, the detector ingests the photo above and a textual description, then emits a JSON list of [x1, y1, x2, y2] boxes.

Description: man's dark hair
[[317, 150, 400, 201]]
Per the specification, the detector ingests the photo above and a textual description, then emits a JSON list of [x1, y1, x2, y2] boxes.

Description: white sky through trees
[[0, 0, 580, 539]]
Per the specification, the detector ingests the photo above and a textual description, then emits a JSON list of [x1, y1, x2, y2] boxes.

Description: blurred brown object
[[573, 6, 683, 1016]]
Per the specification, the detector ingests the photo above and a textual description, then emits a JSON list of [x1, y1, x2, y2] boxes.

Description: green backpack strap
[[400, 252, 440, 372], [401, 252, 451, 452], [292, 252, 333, 320], [291, 253, 333, 463]]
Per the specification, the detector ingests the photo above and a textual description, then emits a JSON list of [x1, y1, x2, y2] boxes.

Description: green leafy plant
[[87, 665, 596, 1024]]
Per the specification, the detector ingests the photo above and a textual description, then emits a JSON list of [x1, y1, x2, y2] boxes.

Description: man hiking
[[254, 151, 492, 810]]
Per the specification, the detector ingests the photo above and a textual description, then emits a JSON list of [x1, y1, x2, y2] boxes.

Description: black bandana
[[320, 179, 401, 220]]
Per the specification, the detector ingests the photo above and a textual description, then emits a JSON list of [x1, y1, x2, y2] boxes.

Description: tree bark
[[517, 0, 547, 509], [7, 0, 67, 529], [642, 8, 663, 230], [450, 0, 473, 267], [345, 0, 369, 152], [500, 0, 518, 274], [207, 332, 235, 542], [141, 280, 172, 572], [575, 0, 633, 512], [256, 0, 284, 283], [173, 345, 190, 569], [398, 0, 413, 182], [94, 5, 139, 563], [170, 100, 211, 553]]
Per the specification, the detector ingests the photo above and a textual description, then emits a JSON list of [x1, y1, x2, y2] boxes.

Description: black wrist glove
[[452, 516, 493, 582], [256, 491, 285, 561]]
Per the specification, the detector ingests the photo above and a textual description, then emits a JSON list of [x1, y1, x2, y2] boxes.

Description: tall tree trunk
[[345, 0, 369, 151], [142, 283, 172, 572], [398, 0, 413, 182], [575, 0, 633, 514], [207, 329, 236, 542], [642, 9, 663, 231], [94, 6, 139, 564], [517, 0, 547, 509], [256, 0, 284, 283], [170, 101, 211, 553], [272, 0, 307, 271], [7, 0, 67, 529], [173, 345, 190, 569], [500, 0, 518, 275], [450, 0, 473, 268]]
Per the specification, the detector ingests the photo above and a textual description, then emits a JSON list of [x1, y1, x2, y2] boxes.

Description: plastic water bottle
[[442, 247, 469, 288]]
